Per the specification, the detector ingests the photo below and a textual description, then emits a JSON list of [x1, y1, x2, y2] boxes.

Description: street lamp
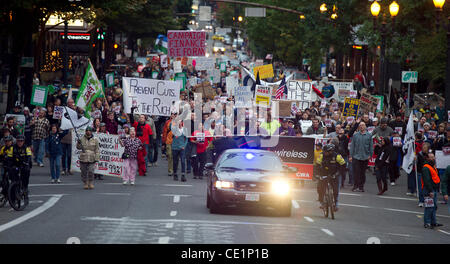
[[371, 1, 399, 96], [320, 3, 328, 13]]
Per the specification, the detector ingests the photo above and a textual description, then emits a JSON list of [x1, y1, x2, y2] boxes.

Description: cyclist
[[315, 144, 346, 212], [0, 136, 14, 198], [11, 135, 32, 204]]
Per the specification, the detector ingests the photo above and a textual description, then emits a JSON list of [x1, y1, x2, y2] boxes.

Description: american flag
[[275, 77, 287, 99]]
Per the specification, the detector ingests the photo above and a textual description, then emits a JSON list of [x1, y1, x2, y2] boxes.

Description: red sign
[[167, 31, 206, 57]]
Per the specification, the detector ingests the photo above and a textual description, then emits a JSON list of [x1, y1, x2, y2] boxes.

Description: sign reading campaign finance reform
[[167, 31, 206, 57], [122, 77, 180, 116]]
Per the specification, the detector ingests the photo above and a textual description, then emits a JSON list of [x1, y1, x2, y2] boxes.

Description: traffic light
[[238, 16, 243, 22], [114, 43, 119, 49]]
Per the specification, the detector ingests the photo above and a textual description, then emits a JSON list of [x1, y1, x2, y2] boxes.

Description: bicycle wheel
[[327, 184, 335, 220], [8, 182, 26, 211], [0, 181, 9, 208]]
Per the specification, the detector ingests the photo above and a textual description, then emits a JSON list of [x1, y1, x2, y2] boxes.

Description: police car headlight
[[215, 180, 234, 189], [271, 180, 290, 196], [213, 47, 219, 52]]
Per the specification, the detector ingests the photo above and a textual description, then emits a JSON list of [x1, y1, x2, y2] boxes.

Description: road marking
[[165, 223, 174, 228], [29, 194, 67, 197], [339, 203, 371, 209], [321, 228, 334, 236], [161, 194, 191, 197], [437, 230, 450, 235], [387, 233, 412, 237], [158, 236, 170, 244], [378, 196, 417, 201], [340, 192, 362, 197], [163, 184, 193, 187], [0, 195, 63, 233], [170, 211, 177, 217], [304, 217, 314, 223], [173, 195, 180, 203], [97, 193, 131, 196], [29, 183, 79, 187], [29, 200, 43, 204], [291, 200, 300, 209]]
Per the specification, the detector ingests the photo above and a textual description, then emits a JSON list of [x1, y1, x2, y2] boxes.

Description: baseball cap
[[423, 122, 431, 127], [373, 117, 378, 122]]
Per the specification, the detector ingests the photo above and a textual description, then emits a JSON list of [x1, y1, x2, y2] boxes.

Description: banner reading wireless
[[167, 31, 206, 57]]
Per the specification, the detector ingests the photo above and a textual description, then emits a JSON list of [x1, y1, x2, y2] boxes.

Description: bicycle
[[0, 169, 10, 208], [0, 167, 28, 211], [318, 174, 337, 220]]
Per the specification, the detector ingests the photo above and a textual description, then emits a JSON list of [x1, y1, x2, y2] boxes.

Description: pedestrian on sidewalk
[[119, 127, 143, 185], [171, 120, 188, 182], [45, 124, 68, 184], [374, 136, 391, 195], [76, 126, 99, 190], [350, 122, 373, 192], [421, 152, 443, 229]]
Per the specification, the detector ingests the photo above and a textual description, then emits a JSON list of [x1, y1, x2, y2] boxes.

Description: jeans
[[375, 166, 388, 182], [424, 191, 438, 225], [32, 139, 45, 165], [148, 137, 159, 164], [417, 173, 425, 203], [348, 159, 353, 185], [352, 159, 368, 190], [185, 142, 195, 173], [172, 149, 186, 175], [407, 170, 417, 194], [193, 152, 207, 177], [144, 144, 150, 167], [49, 155, 61, 180], [61, 143, 71, 171]]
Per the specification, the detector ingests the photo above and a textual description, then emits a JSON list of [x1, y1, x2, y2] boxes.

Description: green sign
[[220, 62, 227, 72], [175, 72, 187, 91], [373, 95, 384, 112], [47, 85, 55, 95], [401, 71, 418, 83], [106, 72, 115, 87], [152, 71, 159, 79], [30, 85, 48, 107]]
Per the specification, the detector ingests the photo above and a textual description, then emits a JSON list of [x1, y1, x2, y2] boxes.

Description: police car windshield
[[217, 153, 284, 172]]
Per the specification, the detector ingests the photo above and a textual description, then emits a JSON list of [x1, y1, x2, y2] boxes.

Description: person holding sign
[[45, 124, 68, 184], [421, 152, 443, 229], [119, 127, 143, 185], [76, 127, 100, 190]]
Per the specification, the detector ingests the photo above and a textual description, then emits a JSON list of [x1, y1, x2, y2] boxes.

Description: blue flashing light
[[245, 153, 255, 160]]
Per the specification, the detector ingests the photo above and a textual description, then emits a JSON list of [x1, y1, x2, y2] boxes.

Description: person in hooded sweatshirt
[[374, 136, 393, 195]]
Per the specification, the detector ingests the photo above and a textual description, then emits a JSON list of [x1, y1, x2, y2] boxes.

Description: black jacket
[[374, 142, 393, 169]]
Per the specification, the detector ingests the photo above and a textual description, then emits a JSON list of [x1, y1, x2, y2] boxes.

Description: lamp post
[[371, 1, 399, 96]]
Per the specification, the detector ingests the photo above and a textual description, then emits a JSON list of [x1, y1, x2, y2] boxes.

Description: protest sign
[[358, 93, 380, 118], [274, 100, 295, 117], [427, 130, 437, 139], [331, 82, 353, 102], [373, 95, 384, 112], [393, 137, 402, 147], [332, 103, 339, 110], [350, 90, 358, 98], [173, 61, 182, 73], [106, 73, 115, 88], [211, 69, 221, 84], [175, 72, 187, 91], [253, 64, 274, 79], [324, 119, 332, 128], [226, 75, 239, 95], [195, 57, 215, 71], [395, 126, 403, 136], [300, 120, 312, 134], [71, 132, 125, 177], [233, 86, 253, 108], [367, 126, 375, 134], [267, 136, 315, 180], [436, 150, 450, 169], [347, 116, 355, 124], [167, 30, 206, 57], [368, 152, 377, 167], [30, 85, 48, 107], [369, 112, 374, 120], [219, 62, 227, 72], [287, 81, 312, 110], [151, 71, 159, 79], [92, 110, 102, 119], [192, 81, 216, 100], [342, 98, 360, 118], [122, 77, 180, 116], [4, 114, 25, 125], [448, 110, 450, 122], [255, 85, 272, 108], [320, 100, 327, 109], [160, 54, 168, 68], [53, 106, 64, 119]]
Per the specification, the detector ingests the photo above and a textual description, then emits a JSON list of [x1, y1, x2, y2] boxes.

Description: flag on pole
[[154, 35, 168, 54], [75, 60, 103, 118], [60, 107, 92, 131], [251, 71, 261, 92], [402, 112, 416, 174], [275, 77, 286, 99]]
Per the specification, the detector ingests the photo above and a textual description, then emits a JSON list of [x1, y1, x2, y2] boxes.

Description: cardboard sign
[[122, 77, 181, 116], [393, 137, 402, 147], [367, 126, 375, 134], [173, 61, 182, 73], [71, 132, 125, 177], [358, 93, 380, 118], [395, 127, 403, 136], [193, 81, 216, 100], [195, 57, 215, 71], [253, 64, 274, 79], [167, 30, 206, 57], [234, 86, 253, 108], [427, 130, 437, 139], [53, 106, 64, 119], [342, 98, 360, 118], [255, 85, 272, 108], [31, 85, 48, 107], [287, 81, 312, 110]]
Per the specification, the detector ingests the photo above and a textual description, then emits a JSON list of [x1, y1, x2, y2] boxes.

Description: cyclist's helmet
[[323, 144, 335, 152], [16, 135, 25, 141], [4, 135, 13, 142]]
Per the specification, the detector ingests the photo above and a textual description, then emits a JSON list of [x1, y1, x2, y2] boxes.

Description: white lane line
[[340, 192, 362, 197], [165, 223, 174, 228], [29, 183, 79, 187], [29, 200, 43, 204], [0, 195, 63, 233], [378, 196, 417, 201], [158, 237, 170, 244], [304, 217, 314, 223], [339, 203, 371, 208], [437, 230, 450, 236], [321, 228, 334, 236], [291, 200, 300, 209], [387, 233, 412, 237], [161, 194, 191, 198], [173, 195, 180, 203], [170, 211, 177, 217], [163, 184, 193, 187], [29, 194, 67, 197], [97, 193, 131, 196]]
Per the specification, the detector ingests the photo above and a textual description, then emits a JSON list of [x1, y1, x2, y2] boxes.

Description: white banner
[[287, 81, 312, 110], [402, 112, 415, 174], [195, 57, 215, 71], [71, 132, 125, 177], [436, 150, 450, 169], [122, 77, 180, 116]]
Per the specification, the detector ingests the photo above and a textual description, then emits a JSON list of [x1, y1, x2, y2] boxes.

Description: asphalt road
[[0, 152, 449, 244]]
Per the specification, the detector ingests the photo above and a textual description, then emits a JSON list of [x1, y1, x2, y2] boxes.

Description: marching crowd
[[1, 60, 449, 228]]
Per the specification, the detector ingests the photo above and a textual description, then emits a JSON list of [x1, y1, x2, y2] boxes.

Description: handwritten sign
[[122, 77, 180, 116], [253, 64, 274, 79], [342, 98, 360, 118], [30, 85, 48, 107], [358, 93, 379, 118], [287, 81, 312, 110], [255, 85, 272, 108], [167, 30, 206, 57], [53, 106, 64, 119], [234, 86, 252, 108], [395, 127, 403, 136], [393, 137, 402, 147]]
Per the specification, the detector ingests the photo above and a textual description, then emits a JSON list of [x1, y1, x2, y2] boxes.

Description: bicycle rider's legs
[[20, 168, 30, 193], [331, 176, 340, 206], [317, 179, 325, 204]]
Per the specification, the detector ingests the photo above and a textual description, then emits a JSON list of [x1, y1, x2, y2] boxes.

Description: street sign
[[199, 6, 211, 21], [401, 71, 418, 83], [245, 7, 266, 17]]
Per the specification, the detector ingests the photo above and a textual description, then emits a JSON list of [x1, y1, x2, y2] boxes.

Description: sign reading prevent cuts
[[167, 31, 206, 57]]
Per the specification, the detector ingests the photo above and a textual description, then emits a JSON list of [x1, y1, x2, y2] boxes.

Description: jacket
[[146, 118, 157, 140], [441, 165, 450, 196], [46, 131, 69, 156], [421, 162, 440, 193], [11, 144, 32, 168], [162, 119, 172, 144], [76, 134, 100, 163], [171, 127, 188, 150], [132, 121, 152, 145], [350, 131, 373, 161], [61, 129, 72, 144], [306, 125, 325, 135], [374, 143, 392, 168]]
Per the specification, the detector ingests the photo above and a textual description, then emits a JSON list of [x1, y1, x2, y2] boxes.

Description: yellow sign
[[342, 97, 360, 118], [253, 64, 274, 79], [255, 85, 272, 107]]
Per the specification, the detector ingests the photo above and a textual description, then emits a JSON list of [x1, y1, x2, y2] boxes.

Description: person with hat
[[23, 107, 33, 147], [389, 112, 406, 139], [372, 118, 394, 138], [0, 135, 15, 199], [11, 134, 32, 203], [278, 119, 295, 136], [76, 126, 100, 190], [421, 152, 443, 229]]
